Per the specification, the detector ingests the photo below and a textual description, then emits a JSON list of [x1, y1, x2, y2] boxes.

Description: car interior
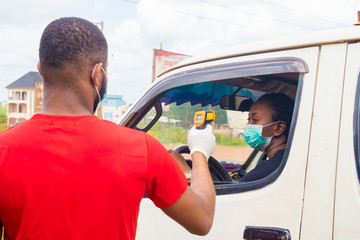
[[121, 57, 307, 192], [131, 72, 299, 185]]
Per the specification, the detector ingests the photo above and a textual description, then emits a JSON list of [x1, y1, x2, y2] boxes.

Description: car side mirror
[[220, 95, 254, 111]]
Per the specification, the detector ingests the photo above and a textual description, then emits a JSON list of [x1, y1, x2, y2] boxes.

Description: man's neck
[[41, 103, 93, 116], [41, 84, 95, 116]]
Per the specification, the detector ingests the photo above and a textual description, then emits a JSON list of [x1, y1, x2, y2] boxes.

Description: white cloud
[[108, 20, 144, 51], [1, 0, 359, 104], [0, 0, 85, 25], [0, 23, 41, 93]]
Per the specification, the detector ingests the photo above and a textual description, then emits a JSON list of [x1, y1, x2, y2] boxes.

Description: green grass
[[146, 122, 248, 147], [214, 133, 248, 147], [147, 122, 187, 145]]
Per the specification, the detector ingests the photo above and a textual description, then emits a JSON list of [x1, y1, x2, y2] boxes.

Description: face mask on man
[[91, 63, 107, 113], [244, 121, 278, 151]]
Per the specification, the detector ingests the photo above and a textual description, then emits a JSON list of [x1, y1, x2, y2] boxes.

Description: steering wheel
[[174, 145, 233, 184]]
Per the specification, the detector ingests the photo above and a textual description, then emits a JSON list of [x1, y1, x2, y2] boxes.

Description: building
[[6, 72, 127, 125], [6, 72, 43, 126], [100, 95, 126, 123]]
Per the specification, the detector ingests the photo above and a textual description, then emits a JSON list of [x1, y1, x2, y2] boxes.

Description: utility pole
[[94, 21, 104, 32], [354, 11, 360, 26]]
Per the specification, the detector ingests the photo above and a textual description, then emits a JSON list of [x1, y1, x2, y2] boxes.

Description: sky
[[1, 0, 359, 104]]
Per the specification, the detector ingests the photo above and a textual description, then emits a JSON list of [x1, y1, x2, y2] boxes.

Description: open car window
[[122, 57, 307, 194]]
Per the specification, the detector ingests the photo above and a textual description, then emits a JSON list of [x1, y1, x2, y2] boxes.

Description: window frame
[[353, 73, 360, 183], [21, 91, 27, 100], [120, 57, 308, 194], [216, 75, 303, 194]]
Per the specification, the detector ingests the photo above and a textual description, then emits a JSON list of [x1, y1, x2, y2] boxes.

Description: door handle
[[243, 226, 291, 240]]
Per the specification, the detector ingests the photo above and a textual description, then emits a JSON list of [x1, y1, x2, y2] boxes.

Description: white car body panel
[[301, 43, 348, 239], [334, 42, 360, 240], [121, 27, 360, 240], [136, 47, 319, 240]]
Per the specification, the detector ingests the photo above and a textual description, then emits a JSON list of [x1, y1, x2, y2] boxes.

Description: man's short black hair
[[39, 17, 108, 74]]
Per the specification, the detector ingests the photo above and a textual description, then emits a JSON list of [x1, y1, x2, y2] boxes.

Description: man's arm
[[162, 126, 216, 236], [162, 152, 215, 235]]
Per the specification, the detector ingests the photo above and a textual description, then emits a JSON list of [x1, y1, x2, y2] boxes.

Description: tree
[[162, 102, 228, 129], [0, 102, 7, 124]]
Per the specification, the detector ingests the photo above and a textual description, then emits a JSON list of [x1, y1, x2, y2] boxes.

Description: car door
[[333, 42, 360, 239], [133, 47, 319, 240], [300, 43, 348, 239]]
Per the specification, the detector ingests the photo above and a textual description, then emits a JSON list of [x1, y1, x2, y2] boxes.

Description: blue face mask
[[244, 122, 278, 151]]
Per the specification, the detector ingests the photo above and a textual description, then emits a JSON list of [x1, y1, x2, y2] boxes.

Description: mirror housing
[[220, 95, 254, 111]]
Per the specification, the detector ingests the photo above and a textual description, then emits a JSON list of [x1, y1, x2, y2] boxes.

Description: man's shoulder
[[93, 119, 156, 147], [97, 118, 146, 135], [0, 120, 34, 148]]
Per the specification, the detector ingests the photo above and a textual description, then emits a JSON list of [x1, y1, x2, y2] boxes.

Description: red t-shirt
[[0, 114, 188, 240]]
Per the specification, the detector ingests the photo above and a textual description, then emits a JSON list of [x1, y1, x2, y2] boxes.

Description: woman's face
[[247, 99, 276, 137]]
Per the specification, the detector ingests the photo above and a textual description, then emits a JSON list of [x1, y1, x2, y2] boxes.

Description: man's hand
[[187, 125, 216, 159]]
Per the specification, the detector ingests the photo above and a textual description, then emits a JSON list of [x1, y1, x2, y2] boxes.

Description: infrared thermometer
[[194, 110, 215, 129]]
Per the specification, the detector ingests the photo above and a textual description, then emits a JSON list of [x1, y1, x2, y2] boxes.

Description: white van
[[119, 26, 360, 240]]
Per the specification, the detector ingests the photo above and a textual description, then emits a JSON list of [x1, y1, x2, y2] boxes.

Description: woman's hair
[[257, 93, 294, 138]]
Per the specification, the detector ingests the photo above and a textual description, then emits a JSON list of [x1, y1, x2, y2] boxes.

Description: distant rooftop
[[6, 71, 43, 89], [105, 94, 123, 99], [102, 94, 124, 107]]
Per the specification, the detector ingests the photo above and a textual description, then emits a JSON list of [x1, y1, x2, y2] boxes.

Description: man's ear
[[91, 63, 103, 87], [274, 121, 286, 136], [37, 62, 43, 78]]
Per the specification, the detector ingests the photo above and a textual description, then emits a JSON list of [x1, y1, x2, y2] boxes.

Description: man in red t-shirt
[[0, 17, 215, 240]]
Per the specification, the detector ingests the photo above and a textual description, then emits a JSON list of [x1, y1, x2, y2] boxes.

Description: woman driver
[[171, 92, 294, 183], [235, 93, 294, 182]]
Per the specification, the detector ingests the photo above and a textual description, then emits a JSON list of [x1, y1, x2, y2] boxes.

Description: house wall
[[7, 88, 35, 125], [102, 105, 126, 123], [101, 96, 127, 123]]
